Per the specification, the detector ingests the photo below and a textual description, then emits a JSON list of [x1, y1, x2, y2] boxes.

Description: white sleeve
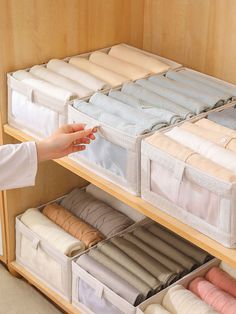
[[0, 142, 38, 190]]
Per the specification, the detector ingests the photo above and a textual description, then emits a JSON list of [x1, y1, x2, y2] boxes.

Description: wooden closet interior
[[0, 0, 236, 313]]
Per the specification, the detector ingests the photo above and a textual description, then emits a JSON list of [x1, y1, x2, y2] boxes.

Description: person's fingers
[[88, 134, 96, 140], [73, 138, 90, 145], [71, 145, 86, 153], [70, 123, 86, 133], [68, 128, 94, 142]]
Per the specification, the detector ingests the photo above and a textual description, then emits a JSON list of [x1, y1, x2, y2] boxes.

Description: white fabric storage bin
[[137, 258, 219, 314], [68, 104, 149, 195], [141, 139, 236, 248], [15, 196, 79, 301]]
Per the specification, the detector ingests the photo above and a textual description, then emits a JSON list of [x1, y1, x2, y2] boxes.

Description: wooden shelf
[[11, 262, 80, 314], [4, 124, 236, 268]]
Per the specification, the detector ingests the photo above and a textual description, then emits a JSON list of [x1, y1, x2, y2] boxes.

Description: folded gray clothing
[[88, 249, 152, 299], [90, 92, 166, 132], [147, 224, 210, 264], [110, 236, 176, 286], [179, 68, 236, 98], [77, 254, 143, 305], [97, 241, 161, 290], [121, 82, 194, 120], [60, 188, 133, 237], [207, 108, 236, 130], [133, 227, 198, 271], [136, 79, 208, 114], [166, 71, 228, 107], [73, 100, 152, 136], [109, 90, 181, 124]]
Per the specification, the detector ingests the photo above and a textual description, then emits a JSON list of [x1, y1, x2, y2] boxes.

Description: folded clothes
[[110, 236, 176, 286], [179, 68, 236, 98], [189, 277, 236, 314], [149, 75, 218, 109], [69, 57, 129, 86], [60, 188, 133, 237], [12, 70, 75, 101], [220, 261, 236, 279], [181, 121, 236, 152], [97, 241, 160, 290], [108, 44, 170, 74], [86, 184, 144, 222], [29, 65, 93, 97], [133, 227, 197, 271], [147, 224, 210, 264], [196, 118, 236, 138], [208, 108, 236, 130], [166, 70, 229, 106], [89, 51, 150, 80], [144, 304, 171, 314], [166, 126, 236, 173], [42, 203, 104, 248], [21, 208, 85, 257], [206, 266, 236, 298], [124, 233, 185, 275], [122, 83, 193, 120], [146, 132, 236, 182], [77, 254, 142, 305], [47, 59, 108, 91], [163, 285, 217, 314], [137, 79, 207, 114], [88, 249, 151, 299], [109, 90, 181, 125]]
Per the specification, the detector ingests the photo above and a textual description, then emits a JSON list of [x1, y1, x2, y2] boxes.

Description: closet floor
[[0, 262, 62, 314]]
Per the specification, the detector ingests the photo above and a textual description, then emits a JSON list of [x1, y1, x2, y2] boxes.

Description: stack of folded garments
[[76, 221, 211, 307], [21, 187, 135, 256], [207, 106, 236, 129]]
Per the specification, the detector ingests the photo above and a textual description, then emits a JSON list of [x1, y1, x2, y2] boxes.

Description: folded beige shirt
[[109, 44, 170, 74], [146, 133, 236, 182]]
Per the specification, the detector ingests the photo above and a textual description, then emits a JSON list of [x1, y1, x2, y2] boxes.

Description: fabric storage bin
[[15, 196, 79, 301], [141, 120, 236, 247], [137, 258, 219, 314]]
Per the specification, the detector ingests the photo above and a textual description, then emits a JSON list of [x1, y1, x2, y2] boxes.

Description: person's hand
[[36, 124, 97, 162]]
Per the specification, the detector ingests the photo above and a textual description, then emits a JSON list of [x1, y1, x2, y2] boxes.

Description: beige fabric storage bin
[[137, 258, 219, 313]]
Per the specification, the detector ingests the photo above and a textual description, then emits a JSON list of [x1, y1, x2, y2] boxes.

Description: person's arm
[[0, 124, 96, 190]]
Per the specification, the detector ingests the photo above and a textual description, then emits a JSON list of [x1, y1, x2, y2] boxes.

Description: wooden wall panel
[[143, 0, 236, 84]]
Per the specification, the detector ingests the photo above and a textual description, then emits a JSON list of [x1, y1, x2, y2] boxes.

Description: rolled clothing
[[109, 44, 170, 74], [21, 208, 85, 257], [196, 118, 236, 138], [60, 188, 133, 237], [208, 108, 236, 130], [149, 75, 218, 109], [69, 57, 129, 86], [137, 78, 208, 114], [148, 224, 210, 264], [42, 203, 104, 248], [122, 83, 193, 120], [86, 184, 145, 222], [77, 254, 142, 305], [181, 121, 236, 152], [146, 132, 236, 182], [47, 59, 108, 91], [124, 233, 185, 275], [97, 241, 161, 290], [166, 70, 229, 106], [220, 261, 236, 279], [88, 249, 151, 299], [133, 227, 197, 271], [189, 277, 236, 314], [144, 304, 171, 314], [12, 70, 76, 101], [29, 65, 93, 97], [110, 236, 176, 286], [166, 126, 236, 173], [163, 284, 217, 314], [109, 90, 181, 125], [205, 266, 236, 298], [89, 51, 150, 80]]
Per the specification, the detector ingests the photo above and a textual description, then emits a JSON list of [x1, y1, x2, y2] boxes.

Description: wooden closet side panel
[[143, 0, 236, 84]]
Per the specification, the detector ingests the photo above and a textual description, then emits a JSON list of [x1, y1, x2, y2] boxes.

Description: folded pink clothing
[[189, 277, 236, 314], [206, 266, 236, 298]]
